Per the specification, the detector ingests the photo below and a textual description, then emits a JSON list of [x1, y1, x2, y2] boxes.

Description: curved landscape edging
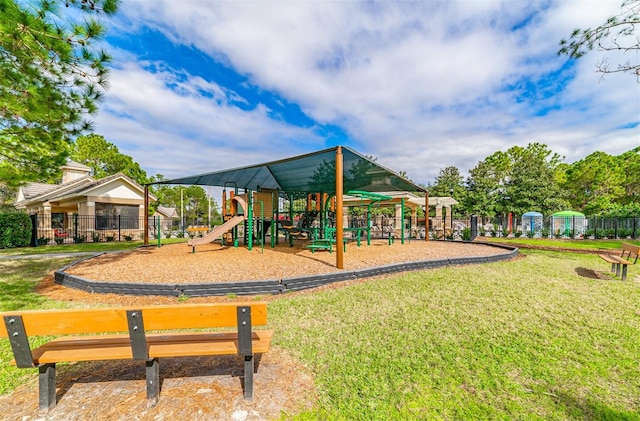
[[54, 242, 518, 297]]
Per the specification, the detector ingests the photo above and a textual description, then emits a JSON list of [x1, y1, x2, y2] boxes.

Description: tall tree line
[[428, 144, 640, 217]]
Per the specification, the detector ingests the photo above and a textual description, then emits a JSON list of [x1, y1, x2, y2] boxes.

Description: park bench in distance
[[598, 243, 639, 281], [0, 302, 272, 411]]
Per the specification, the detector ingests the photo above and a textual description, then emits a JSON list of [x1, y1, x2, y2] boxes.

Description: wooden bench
[[0, 302, 272, 411], [598, 243, 639, 281]]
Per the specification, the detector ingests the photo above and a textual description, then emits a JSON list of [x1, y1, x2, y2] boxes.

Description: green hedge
[[0, 213, 31, 248]]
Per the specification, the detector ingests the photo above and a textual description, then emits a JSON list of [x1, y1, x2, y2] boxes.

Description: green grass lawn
[[0, 248, 638, 419], [0, 258, 86, 394], [269, 249, 639, 419]]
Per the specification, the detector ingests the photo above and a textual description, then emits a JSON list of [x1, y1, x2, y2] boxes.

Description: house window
[[52, 213, 66, 229], [95, 204, 139, 229]]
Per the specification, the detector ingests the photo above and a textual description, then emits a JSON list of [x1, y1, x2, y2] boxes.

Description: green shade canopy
[[551, 210, 585, 217], [151, 146, 425, 195]]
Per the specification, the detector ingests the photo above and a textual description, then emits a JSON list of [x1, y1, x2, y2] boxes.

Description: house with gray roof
[[15, 161, 159, 243]]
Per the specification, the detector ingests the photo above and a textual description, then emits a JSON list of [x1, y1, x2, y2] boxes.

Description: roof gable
[[15, 173, 155, 207], [15, 176, 95, 207]]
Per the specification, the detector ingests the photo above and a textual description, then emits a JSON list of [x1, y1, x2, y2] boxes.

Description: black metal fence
[[25, 212, 640, 247], [30, 214, 175, 246], [471, 215, 640, 239]]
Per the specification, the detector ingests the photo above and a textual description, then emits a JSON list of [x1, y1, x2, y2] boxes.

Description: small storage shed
[[549, 210, 586, 237], [522, 211, 543, 236]]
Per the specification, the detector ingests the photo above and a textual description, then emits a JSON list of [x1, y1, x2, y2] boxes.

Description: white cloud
[[96, 0, 639, 184], [94, 55, 325, 177]]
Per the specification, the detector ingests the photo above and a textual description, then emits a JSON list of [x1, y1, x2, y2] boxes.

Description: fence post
[[614, 217, 618, 239], [118, 215, 121, 242], [74, 214, 78, 242], [470, 215, 478, 241], [30, 214, 38, 247]]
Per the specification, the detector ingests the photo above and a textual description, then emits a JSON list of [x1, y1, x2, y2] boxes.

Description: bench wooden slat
[[30, 331, 273, 364], [599, 254, 632, 265], [598, 254, 626, 264], [0, 303, 268, 337], [35, 344, 134, 363]]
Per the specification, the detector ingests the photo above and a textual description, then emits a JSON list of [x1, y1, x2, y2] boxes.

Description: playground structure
[[183, 186, 462, 254], [145, 146, 430, 269]]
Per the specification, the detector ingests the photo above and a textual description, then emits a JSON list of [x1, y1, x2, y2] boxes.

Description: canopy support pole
[[335, 147, 344, 269], [425, 191, 429, 242], [144, 185, 149, 246]]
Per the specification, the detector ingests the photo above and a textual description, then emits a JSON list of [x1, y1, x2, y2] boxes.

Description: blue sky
[[93, 0, 639, 185]]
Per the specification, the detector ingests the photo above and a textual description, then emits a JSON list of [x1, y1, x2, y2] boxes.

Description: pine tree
[[0, 0, 119, 187]]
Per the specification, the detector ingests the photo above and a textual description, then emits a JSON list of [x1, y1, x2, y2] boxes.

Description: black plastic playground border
[[54, 241, 518, 297]]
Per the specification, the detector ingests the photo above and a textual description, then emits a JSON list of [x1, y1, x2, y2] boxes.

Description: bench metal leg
[[243, 355, 254, 400], [146, 358, 160, 402], [611, 263, 616, 272], [39, 363, 56, 411], [615, 263, 621, 277], [621, 265, 628, 281]]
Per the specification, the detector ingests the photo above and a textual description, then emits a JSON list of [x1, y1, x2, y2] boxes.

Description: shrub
[[0, 213, 31, 248], [105, 236, 115, 242], [514, 231, 522, 238], [461, 227, 472, 241], [618, 228, 632, 238], [54, 237, 65, 245], [38, 236, 50, 246], [123, 235, 133, 241], [526, 230, 534, 238], [74, 235, 86, 244], [93, 233, 101, 242]]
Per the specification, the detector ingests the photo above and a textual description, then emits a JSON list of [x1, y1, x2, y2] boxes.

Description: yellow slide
[[187, 215, 246, 248]]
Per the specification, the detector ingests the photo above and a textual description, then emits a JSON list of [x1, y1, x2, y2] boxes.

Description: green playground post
[[288, 192, 295, 247], [271, 191, 277, 248], [401, 198, 405, 244], [156, 216, 161, 248]]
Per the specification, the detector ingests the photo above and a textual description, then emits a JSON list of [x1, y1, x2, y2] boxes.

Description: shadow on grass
[[575, 267, 604, 280], [552, 390, 638, 420]]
